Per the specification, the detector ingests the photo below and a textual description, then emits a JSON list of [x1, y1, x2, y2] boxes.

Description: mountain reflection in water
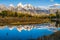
[[0, 24, 59, 40]]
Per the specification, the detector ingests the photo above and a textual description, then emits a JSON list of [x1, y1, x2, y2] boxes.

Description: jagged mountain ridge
[[0, 3, 60, 14]]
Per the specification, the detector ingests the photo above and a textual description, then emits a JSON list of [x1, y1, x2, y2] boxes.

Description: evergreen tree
[[14, 12, 18, 17], [1, 11, 7, 18]]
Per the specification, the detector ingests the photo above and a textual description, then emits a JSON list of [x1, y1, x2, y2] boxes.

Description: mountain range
[[0, 3, 60, 14]]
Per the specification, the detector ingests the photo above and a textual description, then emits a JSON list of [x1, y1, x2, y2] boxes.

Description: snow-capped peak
[[23, 4, 34, 10], [24, 4, 33, 8], [17, 3, 23, 8], [9, 4, 14, 7]]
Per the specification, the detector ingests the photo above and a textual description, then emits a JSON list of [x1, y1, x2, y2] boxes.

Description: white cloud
[[50, 0, 54, 2], [49, 3, 60, 9], [54, 3, 60, 6], [49, 3, 60, 7]]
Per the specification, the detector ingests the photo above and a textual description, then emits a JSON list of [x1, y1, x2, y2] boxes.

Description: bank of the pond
[[37, 31, 60, 40], [0, 18, 50, 26]]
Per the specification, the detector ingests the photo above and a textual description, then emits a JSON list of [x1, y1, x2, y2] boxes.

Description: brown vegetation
[[0, 10, 59, 26]]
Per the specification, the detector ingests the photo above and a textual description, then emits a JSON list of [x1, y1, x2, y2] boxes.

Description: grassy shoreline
[[0, 17, 50, 26]]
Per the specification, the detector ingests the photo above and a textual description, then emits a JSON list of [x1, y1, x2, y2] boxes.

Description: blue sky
[[0, 0, 60, 7]]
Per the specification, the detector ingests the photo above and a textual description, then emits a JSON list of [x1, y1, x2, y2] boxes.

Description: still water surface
[[0, 24, 59, 40]]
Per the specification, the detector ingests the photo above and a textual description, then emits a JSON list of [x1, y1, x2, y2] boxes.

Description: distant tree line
[[0, 10, 33, 18], [0, 10, 60, 18]]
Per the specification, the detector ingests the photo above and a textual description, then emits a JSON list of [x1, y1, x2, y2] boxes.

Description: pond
[[0, 23, 59, 40]]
